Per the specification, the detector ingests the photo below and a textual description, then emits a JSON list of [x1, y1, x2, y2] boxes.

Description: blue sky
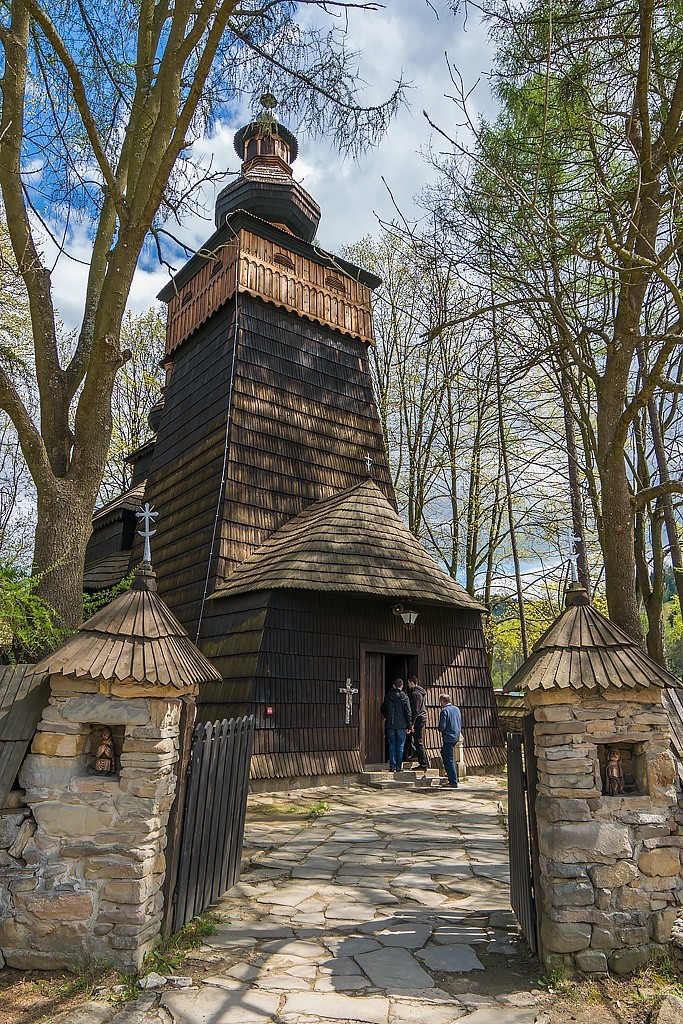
[[45, 0, 497, 330]]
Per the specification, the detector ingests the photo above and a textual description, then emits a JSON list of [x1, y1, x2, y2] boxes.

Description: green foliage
[[633, 952, 683, 998], [133, 912, 219, 981], [306, 800, 328, 821], [488, 597, 559, 686], [537, 966, 575, 995], [83, 570, 135, 621], [664, 596, 683, 679], [0, 565, 67, 663]]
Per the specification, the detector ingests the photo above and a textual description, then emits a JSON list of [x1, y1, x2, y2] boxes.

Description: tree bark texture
[[33, 486, 96, 630]]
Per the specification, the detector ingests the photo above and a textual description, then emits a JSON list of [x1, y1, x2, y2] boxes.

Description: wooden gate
[[506, 727, 539, 954], [171, 715, 255, 932]]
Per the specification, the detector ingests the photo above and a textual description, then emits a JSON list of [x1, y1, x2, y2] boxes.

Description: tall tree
[[100, 308, 165, 502], [0, 0, 403, 626], [429, 0, 683, 641]]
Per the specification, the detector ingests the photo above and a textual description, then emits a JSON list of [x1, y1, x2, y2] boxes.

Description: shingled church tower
[[85, 98, 503, 780]]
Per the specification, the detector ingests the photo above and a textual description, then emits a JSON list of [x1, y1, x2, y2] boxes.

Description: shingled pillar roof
[[504, 582, 680, 693], [35, 565, 221, 690]]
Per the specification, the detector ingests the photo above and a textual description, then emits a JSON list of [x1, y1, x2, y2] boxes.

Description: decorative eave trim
[[157, 209, 381, 302]]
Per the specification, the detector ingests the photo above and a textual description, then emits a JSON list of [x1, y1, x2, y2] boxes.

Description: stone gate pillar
[[0, 563, 220, 970], [512, 583, 683, 975]]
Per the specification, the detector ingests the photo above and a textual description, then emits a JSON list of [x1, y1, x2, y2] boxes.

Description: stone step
[[363, 765, 441, 779], [361, 768, 444, 790], [367, 777, 443, 789]]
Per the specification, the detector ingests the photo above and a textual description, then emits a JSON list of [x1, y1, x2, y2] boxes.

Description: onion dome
[[215, 94, 320, 241]]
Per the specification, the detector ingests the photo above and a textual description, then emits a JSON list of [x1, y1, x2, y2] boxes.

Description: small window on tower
[[181, 289, 193, 306], [325, 274, 345, 293], [274, 252, 295, 270], [210, 258, 223, 278]]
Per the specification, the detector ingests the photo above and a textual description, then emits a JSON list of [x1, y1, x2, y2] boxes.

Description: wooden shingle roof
[[212, 479, 485, 611], [0, 664, 48, 806], [91, 482, 146, 527], [36, 566, 221, 689], [505, 583, 680, 693], [83, 552, 133, 591]]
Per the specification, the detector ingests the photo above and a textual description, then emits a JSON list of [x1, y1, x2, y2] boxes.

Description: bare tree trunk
[[560, 369, 591, 590], [648, 395, 683, 610], [33, 485, 94, 630], [596, 354, 644, 644], [493, 331, 529, 660], [635, 502, 665, 663], [633, 410, 665, 662], [465, 421, 482, 596]]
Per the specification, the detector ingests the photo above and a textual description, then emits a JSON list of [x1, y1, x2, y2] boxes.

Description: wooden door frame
[[359, 641, 421, 765]]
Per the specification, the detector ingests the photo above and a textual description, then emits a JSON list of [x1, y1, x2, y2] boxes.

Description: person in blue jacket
[[438, 693, 462, 788]]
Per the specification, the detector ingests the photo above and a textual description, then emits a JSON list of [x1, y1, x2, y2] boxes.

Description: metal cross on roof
[[365, 453, 373, 474], [339, 678, 358, 725], [565, 532, 581, 583], [136, 503, 158, 565]]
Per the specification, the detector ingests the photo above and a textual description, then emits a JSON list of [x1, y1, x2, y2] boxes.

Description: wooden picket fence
[[171, 715, 254, 932]]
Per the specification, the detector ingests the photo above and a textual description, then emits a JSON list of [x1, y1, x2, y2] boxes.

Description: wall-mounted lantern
[[391, 604, 419, 629]]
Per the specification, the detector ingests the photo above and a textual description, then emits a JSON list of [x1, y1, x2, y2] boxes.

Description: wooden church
[[84, 98, 504, 780]]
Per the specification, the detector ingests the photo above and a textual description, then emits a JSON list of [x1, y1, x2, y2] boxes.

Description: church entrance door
[[360, 646, 418, 766]]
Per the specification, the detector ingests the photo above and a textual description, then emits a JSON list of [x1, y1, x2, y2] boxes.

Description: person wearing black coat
[[407, 675, 429, 771], [380, 678, 412, 772]]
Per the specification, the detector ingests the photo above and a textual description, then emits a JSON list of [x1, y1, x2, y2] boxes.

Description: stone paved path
[[155, 778, 546, 1024]]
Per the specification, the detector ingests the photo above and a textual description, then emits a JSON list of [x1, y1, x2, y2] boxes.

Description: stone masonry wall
[[0, 685, 184, 970], [0, 792, 38, 969], [530, 687, 683, 975]]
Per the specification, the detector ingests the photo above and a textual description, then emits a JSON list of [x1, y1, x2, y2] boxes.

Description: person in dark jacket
[[380, 678, 412, 772], [438, 693, 462, 788], [407, 675, 429, 771]]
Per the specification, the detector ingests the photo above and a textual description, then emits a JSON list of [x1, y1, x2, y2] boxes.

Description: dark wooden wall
[[139, 304, 239, 632], [141, 293, 394, 637], [198, 589, 504, 778], [84, 514, 134, 565], [217, 295, 394, 580]]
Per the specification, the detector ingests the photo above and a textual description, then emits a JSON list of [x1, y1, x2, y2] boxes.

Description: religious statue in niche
[[605, 747, 625, 796], [93, 727, 116, 774]]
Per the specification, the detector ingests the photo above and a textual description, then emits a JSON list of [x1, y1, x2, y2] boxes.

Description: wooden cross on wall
[[339, 678, 358, 725]]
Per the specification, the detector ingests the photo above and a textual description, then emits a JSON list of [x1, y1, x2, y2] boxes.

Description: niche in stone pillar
[[86, 723, 124, 775], [598, 742, 647, 796]]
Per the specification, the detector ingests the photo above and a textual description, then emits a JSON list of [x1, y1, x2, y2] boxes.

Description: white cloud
[[48, 0, 497, 328]]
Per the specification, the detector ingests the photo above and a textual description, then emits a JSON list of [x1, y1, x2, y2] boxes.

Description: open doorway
[[361, 647, 418, 766]]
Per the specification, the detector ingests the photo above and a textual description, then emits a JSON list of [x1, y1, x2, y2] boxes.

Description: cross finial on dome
[[136, 503, 158, 566]]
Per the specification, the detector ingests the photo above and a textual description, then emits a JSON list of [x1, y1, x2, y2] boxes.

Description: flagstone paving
[[154, 777, 547, 1024]]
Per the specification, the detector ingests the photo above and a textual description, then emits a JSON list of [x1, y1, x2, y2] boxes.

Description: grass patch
[[248, 798, 327, 822], [0, 913, 221, 1024], [134, 911, 220, 980], [0, 961, 116, 1024], [306, 800, 328, 821], [633, 952, 683, 1000], [538, 966, 577, 997], [537, 951, 683, 1023]]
